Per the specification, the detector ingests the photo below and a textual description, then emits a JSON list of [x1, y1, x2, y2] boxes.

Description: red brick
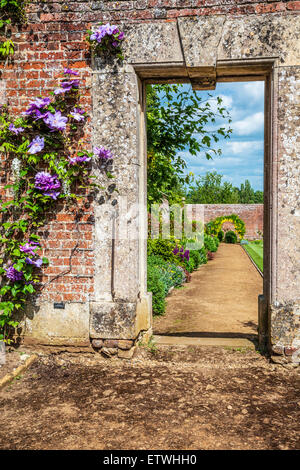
[[286, 1, 300, 9]]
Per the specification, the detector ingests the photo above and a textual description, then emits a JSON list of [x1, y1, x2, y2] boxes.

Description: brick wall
[[0, 1, 296, 304], [204, 204, 264, 239]]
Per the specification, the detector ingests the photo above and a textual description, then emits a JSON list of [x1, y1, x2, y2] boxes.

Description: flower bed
[[147, 233, 219, 316]]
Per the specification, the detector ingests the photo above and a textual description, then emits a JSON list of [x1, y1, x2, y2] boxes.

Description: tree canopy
[[146, 84, 232, 206], [186, 172, 264, 204]]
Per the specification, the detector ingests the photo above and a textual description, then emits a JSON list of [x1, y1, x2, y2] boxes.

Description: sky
[[178, 81, 265, 191]]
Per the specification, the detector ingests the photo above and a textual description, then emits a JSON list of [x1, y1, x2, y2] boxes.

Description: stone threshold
[[154, 335, 256, 349]]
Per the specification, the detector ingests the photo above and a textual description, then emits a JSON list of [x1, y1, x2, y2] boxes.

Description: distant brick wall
[[204, 204, 264, 240]]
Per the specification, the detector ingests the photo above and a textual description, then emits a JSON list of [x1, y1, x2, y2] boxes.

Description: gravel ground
[[0, 345, 299, 450]]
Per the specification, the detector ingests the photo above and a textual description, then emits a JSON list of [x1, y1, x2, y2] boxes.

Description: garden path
[[153, 243, 263, 346]]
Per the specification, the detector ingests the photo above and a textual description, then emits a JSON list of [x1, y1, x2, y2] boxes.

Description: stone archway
[[89, 14, 300, 364]]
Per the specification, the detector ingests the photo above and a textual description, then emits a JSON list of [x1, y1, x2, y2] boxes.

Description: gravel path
[[154, 243, 263, 341]]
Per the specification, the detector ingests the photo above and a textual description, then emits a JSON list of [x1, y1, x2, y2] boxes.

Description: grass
[[243, 241, 263, 273]]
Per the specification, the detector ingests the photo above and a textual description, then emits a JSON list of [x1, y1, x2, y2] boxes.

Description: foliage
[[204, 234, 218, 253], [147, 238, 178, 264], [147, 254, 186, 316], [186, 171, 239, 204], [218, 230, 224, 242], [146, 85, 232, 205], [238, 179, 263, 204], [186, 171, 264, 204], [224, 230, 237, 244], [147, 255, 184, 294], [0, 69, 114, 342], [147, 264, 166, 316], [206, 214, 246, 240], [189, 250, 202, 270], [198, 246, 208, 265], [0, 0, 26, 59]]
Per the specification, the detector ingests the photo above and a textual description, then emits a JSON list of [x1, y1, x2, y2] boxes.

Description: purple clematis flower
[[9, 124, 24, 135], [93, 146, 113, 160], [35, 171, 61, 200], [23, 97, 51, 118], [25, 257, 43, 268], [43, 110, 68, 132], [90, 23, 123, 44], [5, 266, 24, 281], [64, 68, 79, 76], [19, 242, 38, 257], [68, 155, 91, 165], [62, 80, 80, 90], [28, 136, 45, 154], [33, 109, 49, 121], [70, 108, 85, 122], [53, 87, 65, 95], [54, 79, 79, 95]]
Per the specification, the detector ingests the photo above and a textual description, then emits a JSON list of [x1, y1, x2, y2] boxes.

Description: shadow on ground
[[0, 345, 299, 450]]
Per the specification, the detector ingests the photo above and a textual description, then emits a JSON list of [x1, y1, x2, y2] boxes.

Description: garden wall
[[204, 204, 263, 240], [0, 1, 299, 363]]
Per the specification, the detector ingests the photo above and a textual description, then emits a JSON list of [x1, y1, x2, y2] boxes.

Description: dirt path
[[0, 348, 299, 450], [154, 243, 263, 341]]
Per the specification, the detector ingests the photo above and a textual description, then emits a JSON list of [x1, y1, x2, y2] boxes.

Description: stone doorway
[[142, 74, 267, 348], [89, 15, 299, 363]]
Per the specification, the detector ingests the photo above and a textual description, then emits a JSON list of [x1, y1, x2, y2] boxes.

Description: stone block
[[90, 301, 137, 339], [218, 15, 300, 66], [118, 346, 136, 359], [118, 340, 134, 350], [25, 301, 90, 344]]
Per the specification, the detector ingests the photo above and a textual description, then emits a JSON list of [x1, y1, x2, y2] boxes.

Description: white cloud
[[233, 112, 264, 136], [226, 140, 263, 155], [242, 82, 264, 102]]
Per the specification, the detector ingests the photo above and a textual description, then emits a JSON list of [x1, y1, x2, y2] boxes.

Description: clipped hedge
[[225, 230, 237, 244]]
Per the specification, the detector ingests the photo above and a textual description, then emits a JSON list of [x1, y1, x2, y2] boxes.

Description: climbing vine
[[205, 214, 246, 240], [0, 68, 114, 342], [0, 0, 26, 59], [87, 22, 125, 60]]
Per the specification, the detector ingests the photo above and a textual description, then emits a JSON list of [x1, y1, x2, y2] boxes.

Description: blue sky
[[178, 81, 265, 191]]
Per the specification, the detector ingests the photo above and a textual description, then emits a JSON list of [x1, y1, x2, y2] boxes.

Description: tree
[[146, 84, 232, 206], [236, 179, 264, 204], [186, 172, 264, 204], [186, 172, 239, 204]]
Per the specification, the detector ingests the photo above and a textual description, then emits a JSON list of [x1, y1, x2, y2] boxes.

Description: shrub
[[198, 247, 208, 264], [204, 234, 218, 252], [147, 255, 185, 315], [189, 250, 201, 269], [214, 235, 220, 248], [147, 265, 166, 315], [147, 238, 178, 263], [183, 257, 195, 273], [225, 230, 237, 244], [218, 230, 224, 242]]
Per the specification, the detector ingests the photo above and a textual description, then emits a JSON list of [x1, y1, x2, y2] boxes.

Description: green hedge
[[225, 230, 237, 244], [147, 234, 221, 315], [147, 254, 185, 315]]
